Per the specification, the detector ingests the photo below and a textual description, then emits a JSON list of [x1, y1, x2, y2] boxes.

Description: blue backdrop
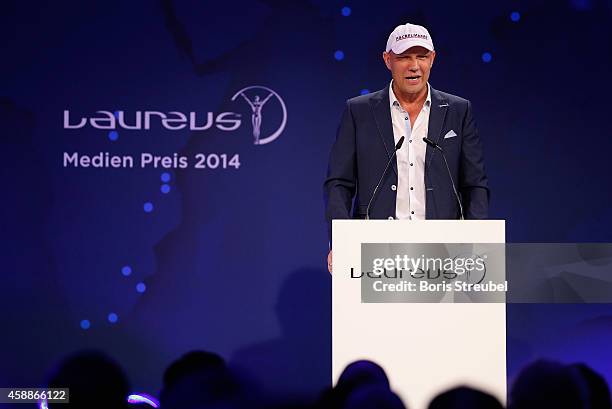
[[2, 0, 612, 402]]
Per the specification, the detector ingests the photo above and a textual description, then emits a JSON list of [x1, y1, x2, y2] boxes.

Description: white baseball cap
[[385, 23, 434, 54]]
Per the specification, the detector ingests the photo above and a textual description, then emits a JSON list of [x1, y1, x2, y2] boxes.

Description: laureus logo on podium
[[231, 85, 287, 145], [452, 253, 488, 284]]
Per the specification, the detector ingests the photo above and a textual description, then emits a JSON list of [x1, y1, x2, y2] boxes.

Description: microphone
[[422, 137, 465, 220], [366, 136, 404, 220]]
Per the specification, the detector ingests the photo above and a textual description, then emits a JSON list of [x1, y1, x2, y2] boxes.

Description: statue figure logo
[[232, 86, 287, 145]]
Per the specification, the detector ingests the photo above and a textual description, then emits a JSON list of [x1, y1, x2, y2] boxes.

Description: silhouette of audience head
[[317, 360, 392, 409], [571, 363, 612, 409], [343, 384, 406, 409], [162, 350, 225, 387], [337, 360, 390, 391], [47, 350, 129, 408], [428, 386, 503, 409], [509, 359, 589, 409], [160, 350, 241, 409]]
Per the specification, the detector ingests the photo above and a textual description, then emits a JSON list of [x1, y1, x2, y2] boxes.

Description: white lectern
[[332, 220, 506, 409]]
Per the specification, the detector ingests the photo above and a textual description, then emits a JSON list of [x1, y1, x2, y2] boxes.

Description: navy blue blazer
[[324, 85, 489, 238]]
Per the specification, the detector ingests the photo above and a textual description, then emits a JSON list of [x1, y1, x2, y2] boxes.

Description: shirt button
[[410, 163, 413, 166], [410, 187, 414, 190], [404, 117, 408, 120], [388, 216, 394, 220], [409, 139, 412, 143], [411, 211, 415, 214], [391, 184, 397, 191]]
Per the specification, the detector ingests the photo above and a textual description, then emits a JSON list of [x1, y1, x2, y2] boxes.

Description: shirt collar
[[389, 80, 431, 110]]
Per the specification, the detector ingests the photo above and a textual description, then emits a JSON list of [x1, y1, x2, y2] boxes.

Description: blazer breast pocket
[[442, 129, 458, 140], [440, 130, 459, 150]]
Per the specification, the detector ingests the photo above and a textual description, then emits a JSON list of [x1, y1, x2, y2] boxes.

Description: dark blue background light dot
[[143, 202, 154, 213], [341, 6, 351, 16], [108, 131, 119, 141], [334, 50, 345, 61], [571, 0, 592, 10], [108, 313, 118, 323], [510, 11, 520, 22], [161, 172, 171, 183], [360, 89, 370, 95], [161, 184, 171, 194], [121, 266, 132, 276], [136, 282, 146, 293], [80, 319, 90, 330], [482, 52, 492, 63]]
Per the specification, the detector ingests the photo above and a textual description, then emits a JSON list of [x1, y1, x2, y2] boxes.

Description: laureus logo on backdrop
[[63, 85, 287, 146]]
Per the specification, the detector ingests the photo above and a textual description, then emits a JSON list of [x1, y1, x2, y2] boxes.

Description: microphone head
[[395, 136, 405, 150], [423, 137, 444, 153], [422, 137, 435, 147], [422, 137, 443, 151]]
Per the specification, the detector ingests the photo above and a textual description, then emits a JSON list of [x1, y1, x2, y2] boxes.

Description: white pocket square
[[444, 130, 457, 139]]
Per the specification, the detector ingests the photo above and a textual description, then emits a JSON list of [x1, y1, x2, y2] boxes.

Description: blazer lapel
[[370, 86, 398, 176], [425, 87, 449, 171]]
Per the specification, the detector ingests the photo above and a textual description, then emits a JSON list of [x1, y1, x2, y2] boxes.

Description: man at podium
[[324, 23, 489, 272]]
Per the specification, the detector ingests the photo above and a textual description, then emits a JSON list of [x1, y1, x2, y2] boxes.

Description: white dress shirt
[[389, 81, 430, 220]]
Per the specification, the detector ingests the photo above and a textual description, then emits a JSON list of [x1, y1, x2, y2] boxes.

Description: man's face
[[383, 46, 435, 98]]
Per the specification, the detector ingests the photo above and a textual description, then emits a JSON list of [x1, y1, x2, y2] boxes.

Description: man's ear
[[382, 51, 392, 70], [430, 50, 436, 68]]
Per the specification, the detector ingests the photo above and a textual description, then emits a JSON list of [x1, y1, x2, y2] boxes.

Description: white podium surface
[[332, 220, 506, 409]]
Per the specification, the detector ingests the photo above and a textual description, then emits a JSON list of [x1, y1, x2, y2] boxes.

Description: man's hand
[[327, 250, 332, 274]]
